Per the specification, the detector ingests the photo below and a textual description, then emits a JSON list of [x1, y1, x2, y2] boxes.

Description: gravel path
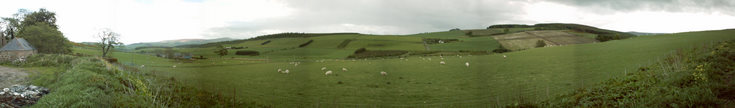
[[0, 66, 28, 88]]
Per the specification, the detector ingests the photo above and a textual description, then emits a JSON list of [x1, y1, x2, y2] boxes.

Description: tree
[[214, 45, 228, 58], [15, 8, 71, 54], [17, 23, 71, 54], [20, 8, 56, 30], [96, 29, 122, 57], [2, 9, 29, 39], [536, 40, 546, 48], [492, 45, 510, 53]]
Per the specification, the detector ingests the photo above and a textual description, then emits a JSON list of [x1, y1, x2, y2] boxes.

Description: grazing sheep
[[342, 68, 348, 71], [172, 65, 177, 68], [140, 65, 145, 68], [503, 55, 507, 58], [325, 70, 333, 76], [440, 61, 446, 65], [278, 68, 282, 73], [284, 69, 290, 74], [465, 62, 470, 67], [321, 67, 327, 71], [380, 71, 387, 76]]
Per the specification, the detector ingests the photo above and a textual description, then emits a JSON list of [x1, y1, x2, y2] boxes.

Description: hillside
[[125, 37, 235, 49], [74, 25, 735, 107], [626, 31, 668, 36], [166, 23, 631, 59]]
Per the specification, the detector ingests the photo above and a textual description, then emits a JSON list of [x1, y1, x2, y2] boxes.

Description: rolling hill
[[124, 37, 236, 50], [61, 21, 734, 107]]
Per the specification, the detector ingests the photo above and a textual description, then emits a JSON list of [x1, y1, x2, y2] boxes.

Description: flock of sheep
[[270, 54, 512, 77]]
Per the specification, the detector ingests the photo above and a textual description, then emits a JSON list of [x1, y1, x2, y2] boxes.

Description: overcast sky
[[1, 0, 734, 44]]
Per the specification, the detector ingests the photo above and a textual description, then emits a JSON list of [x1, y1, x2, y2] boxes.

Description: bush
[[0, 54, 77, 67], [298, 40, 314, 48], [235, 50, 260, 56], [449, 28, 461, 31], [354, 48, 367, 54], [536, 40, 546, 48], [595, 34, 624, 42], [104, 57, 118, 63], [231, 46, 245, 49], [18, 23, 72, 54], [260, 40, 271, 45], [492, 45, 511, 53]]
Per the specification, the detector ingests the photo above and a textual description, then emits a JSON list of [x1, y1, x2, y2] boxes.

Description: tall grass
[[1, 54, 263, 107], [519, 40, 735, 107]]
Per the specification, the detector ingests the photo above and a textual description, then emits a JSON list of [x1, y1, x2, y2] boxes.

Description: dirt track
[[0, 66, 28, 88]]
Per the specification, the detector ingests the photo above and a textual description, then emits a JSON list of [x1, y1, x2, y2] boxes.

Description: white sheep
[[342, 67, 348, 71], [325, 70, 333, 76], [278, 68, 282, 73], [380, 71, 387, 76], [284, 69, 290, 74], [172, 65, 177, 68], [140, 65, 145, 68], [440, 61, 446, 65], [465, 62, 470, 67], [321, 67, 327, 70], [503, 55, 507, 58]]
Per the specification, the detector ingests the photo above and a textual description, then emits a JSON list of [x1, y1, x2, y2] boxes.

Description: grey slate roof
[[0, 38, 35, 51]]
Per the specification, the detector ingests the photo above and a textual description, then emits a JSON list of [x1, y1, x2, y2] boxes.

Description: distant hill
[[126, 37, 236, 49], [176, 32, 359, 48], [625, 31, 668, 36]]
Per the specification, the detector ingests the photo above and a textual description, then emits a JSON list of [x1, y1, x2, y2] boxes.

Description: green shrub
[[0, 54, 77, 67], [492, 45, 511, 53], [536, 40, 546, 48], [260, 40, 271, 45], [354, 48, 367, 54], [298, 40, 314, 48], [235, 50, 260, 56], [449, 28, 461, 31]]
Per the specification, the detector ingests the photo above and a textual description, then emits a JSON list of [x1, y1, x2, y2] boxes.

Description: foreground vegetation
[[517, 39, 735, 107], [2, 54, 264, 107]]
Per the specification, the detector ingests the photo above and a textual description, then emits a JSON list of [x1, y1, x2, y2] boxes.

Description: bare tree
[[96, 29, 122, 57]]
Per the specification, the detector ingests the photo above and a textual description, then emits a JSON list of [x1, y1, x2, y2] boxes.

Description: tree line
[[1, 8, 71, 54]]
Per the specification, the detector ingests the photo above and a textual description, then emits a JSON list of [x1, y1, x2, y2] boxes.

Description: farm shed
[[0, 38, 37, 60]]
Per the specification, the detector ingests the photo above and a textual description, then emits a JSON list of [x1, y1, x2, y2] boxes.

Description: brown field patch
[[492, 30, 598, 50]]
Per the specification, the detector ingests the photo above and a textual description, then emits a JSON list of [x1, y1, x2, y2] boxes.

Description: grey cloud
[[204, 0, 526, 38], [547, 0, 735, 14]]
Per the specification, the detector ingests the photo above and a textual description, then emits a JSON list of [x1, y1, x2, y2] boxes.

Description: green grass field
[[72, 29, 735, 107]]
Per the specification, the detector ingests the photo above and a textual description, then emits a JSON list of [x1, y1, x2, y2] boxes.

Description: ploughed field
[[75, 29, 735, 107]]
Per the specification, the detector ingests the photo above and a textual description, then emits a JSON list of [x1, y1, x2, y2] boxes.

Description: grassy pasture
[[70, 29, 735, 107]]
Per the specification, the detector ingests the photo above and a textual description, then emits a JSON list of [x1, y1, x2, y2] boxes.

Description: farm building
[[0, 38, 37, 60]]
